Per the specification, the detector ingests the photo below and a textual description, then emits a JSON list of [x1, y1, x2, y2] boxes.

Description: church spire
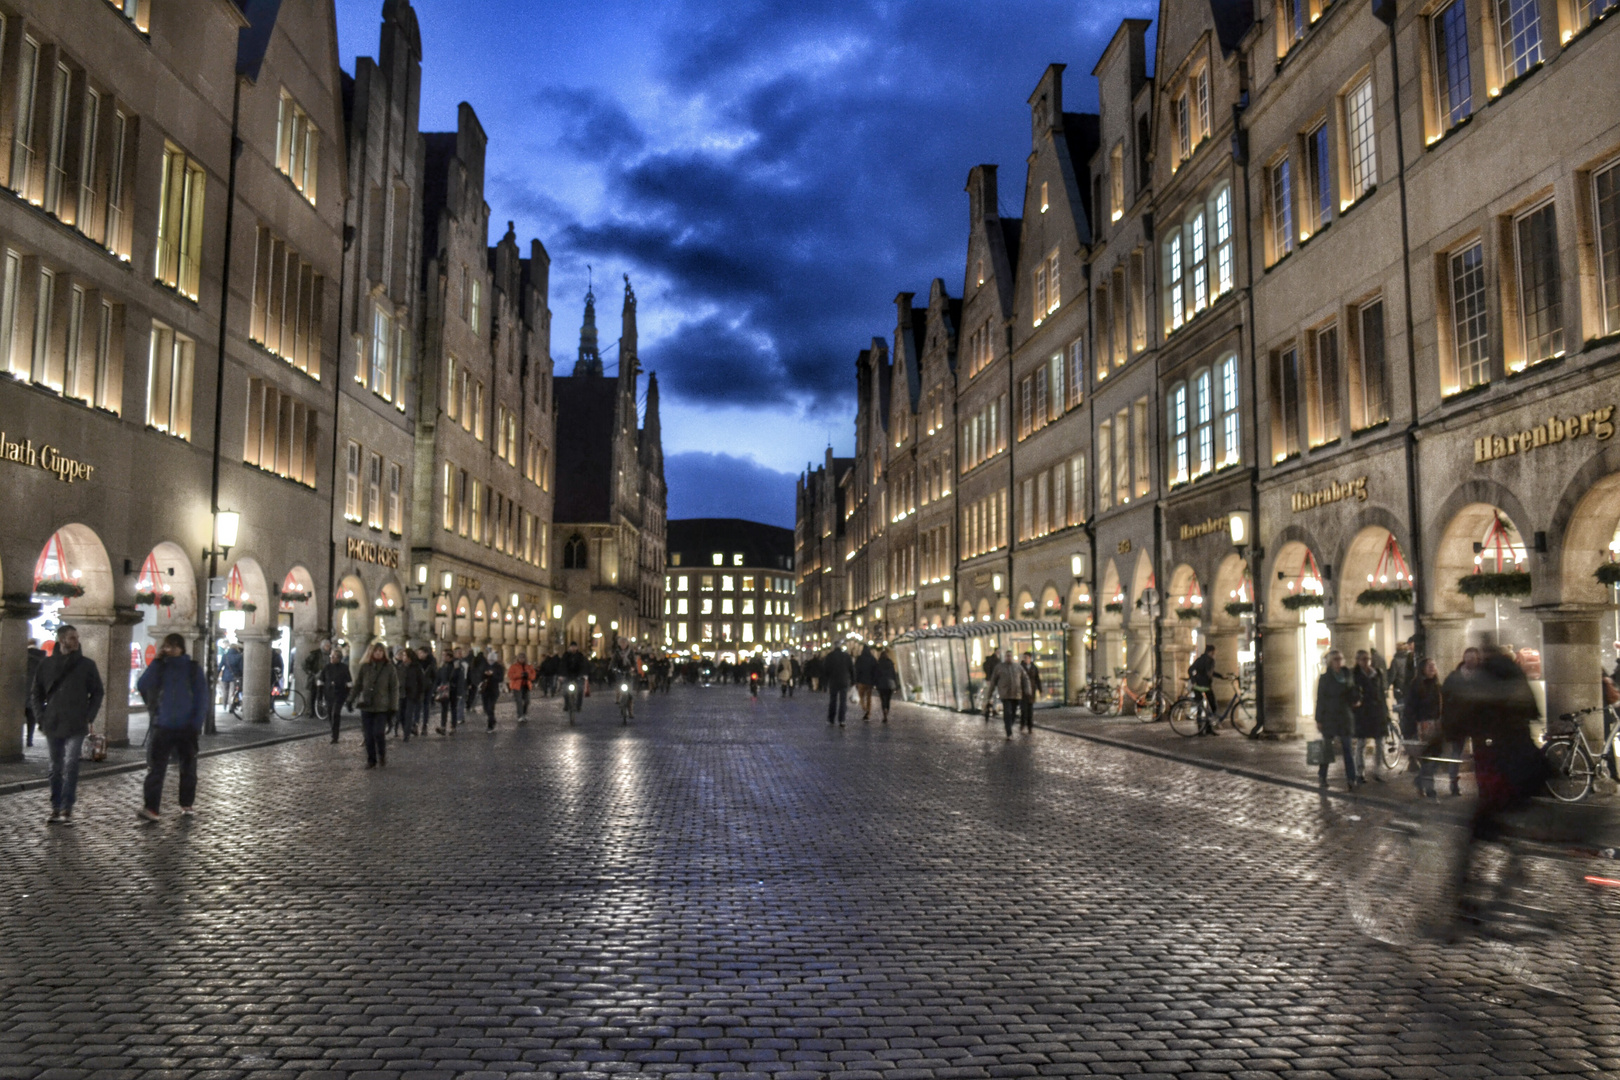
[[619, 273, 638, 378], [575, 267, 602, 376]]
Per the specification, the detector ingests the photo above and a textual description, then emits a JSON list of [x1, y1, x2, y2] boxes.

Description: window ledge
[[152, 280, 201, 308], [1583, 330, 1620, 353], [1298, 219, 1332, 248], [246, 461, 316, 490], [1350, 418, 1391, 438], [1505, 352, 1568, 379], [1441, 380, 1491, 403], [1337, 186, 1376, 217], [1309, 438, 1342, 452], [1262, 249, 1295, 275], [0, 187, 136, 269], [1425, 112, 1475, 152], [1487, 60, 1546, 107]]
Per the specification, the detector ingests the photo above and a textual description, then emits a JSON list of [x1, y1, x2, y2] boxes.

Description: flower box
[[1595, 564, 1620, 586], [1280, 593, 1325, 611], [333, 597, 361, 610], [34, 578, 85, 598], [1175, 609, 1203, 622], [280, 590, 313, 603], [1456, 571, 1531, 598], [1224, 601, 1254, 618], [1103, 602, 1124, 614]]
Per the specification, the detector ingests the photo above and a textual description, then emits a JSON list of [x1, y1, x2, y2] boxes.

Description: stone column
[[102, 608, 144, 746], [0, 596, 41, 762], [1539, 610, 1603, 740], [1208, 626, 1242, 705], [1065, 625, 1086, 704], [1260, 622, 1300, 736], [71, 614, 116, 740], [1420, 614, 1473, 673], [1125, 624, 1155, 687], [240, 629, 273, 723], [1330, 619, 1375, 659], [1097, 628, 1124, 683], [295, 629, 324, 704]]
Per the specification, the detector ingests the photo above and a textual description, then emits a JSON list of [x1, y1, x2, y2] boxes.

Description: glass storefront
[[893, 620, 1068, 712]]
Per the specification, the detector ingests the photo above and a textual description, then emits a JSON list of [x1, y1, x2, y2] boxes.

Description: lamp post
[[1229, 510, 1265, 735], [201, 510, 240, 736]]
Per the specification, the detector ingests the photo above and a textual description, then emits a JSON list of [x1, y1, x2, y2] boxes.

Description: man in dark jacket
[[399, 647, 428, 740], [823, 644, 855, 726], [136, 633, 210, 821], [33, 625, 104, 826], [1019, 651, 1042, 732], [853, 645, 878, 720], [23, 638, 44, 747], [322, 648, 352, 742], [1387, 638, 1416, 705], [479, 648, 505, 731], [464, 649, 487, 711], [436, 648, 467, 733], [1188, 644, 1219, 734], [982, 650, 1001, 720]]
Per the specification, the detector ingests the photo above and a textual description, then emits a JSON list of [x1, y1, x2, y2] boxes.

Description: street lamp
[[214, 510, 240, 556]]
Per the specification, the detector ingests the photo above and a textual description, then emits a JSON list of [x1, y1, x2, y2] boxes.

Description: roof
[[999, 218, 1022, 272], [668, 518, 795, 572], [1209, 0, 1256, 54]]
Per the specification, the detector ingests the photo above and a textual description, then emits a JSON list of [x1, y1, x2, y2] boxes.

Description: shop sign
[[345, 537, 401, 568], [1117, 539, 1133, 554], [456, 574, 482, 590], [1291, 476, 1368, 512], [0, 433, 95, 484], [1474, 407, 1615, 463], [1178, 516, 1228, 541], [522, 593, 543, 606]]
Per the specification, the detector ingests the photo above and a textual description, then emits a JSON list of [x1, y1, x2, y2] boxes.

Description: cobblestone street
[[3, 687, 1618, 1080]]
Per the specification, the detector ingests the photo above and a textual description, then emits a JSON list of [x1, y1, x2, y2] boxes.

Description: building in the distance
[[665, 518, 795, 658], [552, 278, 666, 653]]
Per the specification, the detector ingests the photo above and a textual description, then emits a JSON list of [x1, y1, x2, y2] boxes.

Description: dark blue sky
[[335, 0, 1154, 527]]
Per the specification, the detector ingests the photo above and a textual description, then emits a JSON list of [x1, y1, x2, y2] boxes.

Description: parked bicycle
[[271, 684, 307, 720], [1542, 703, 1620, 802], [1086, 669, 1170, 719], [1167, 674, 1255, 737]]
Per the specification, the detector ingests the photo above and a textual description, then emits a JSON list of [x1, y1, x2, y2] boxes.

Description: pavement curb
[[0, 724, 331, 798]]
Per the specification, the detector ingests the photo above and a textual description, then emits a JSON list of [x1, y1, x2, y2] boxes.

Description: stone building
[[664, 517, 794, 657], [410, 104, 556, 663], [800, 0, 1620, 739], [843, 339, 889, 640], [792, 449, 851, 648], [332, 0, 423, 657], [552, 278, 666, 654], [879, 294, 926, 637], [912, 280, 960, 634], [0, 0, 349, 751]]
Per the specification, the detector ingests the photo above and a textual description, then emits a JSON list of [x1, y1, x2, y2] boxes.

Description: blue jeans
[[1319, 735, 1360, 784], [48, 735, 85, 811]]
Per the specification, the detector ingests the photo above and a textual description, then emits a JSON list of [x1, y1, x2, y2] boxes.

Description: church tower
[[575, 279, 602, 376]]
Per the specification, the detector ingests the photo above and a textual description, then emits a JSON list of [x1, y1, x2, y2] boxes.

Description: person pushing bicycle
[[1187, 644, 1220, 735]]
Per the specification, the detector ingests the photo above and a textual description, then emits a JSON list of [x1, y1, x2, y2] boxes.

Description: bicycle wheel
[[1543, 739, 1595, 802], [1226, 698, 1257, 737], [313, 693, 329, 723], [1086, 686, 1113, 715], [272, 689, 305, 720], [1377, 721, 1407, 774], [1345, 824, 1450, 946], [1168, 698, 1202, 737], [1138, 686, 1167, 722]]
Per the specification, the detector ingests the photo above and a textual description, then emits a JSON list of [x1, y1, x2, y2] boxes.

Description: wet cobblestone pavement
[[3, 686, 1618, 1079]]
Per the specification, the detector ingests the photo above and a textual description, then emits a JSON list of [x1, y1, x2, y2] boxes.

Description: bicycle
[[1087, 669, 1170, 719], [1167, 675, 1255, 737], [271, 684, 307, 720], [1343, 790, 1620, 994], [563, 679, 584, 724], [617, 680, 635, 724], [1541, 703, 1620, 802]]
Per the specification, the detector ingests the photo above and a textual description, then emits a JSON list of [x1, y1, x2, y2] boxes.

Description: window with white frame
[[1096, 421, 1113, 511], [1195, 67, 1211, 145], [1431, 0, 1473, 134], [366, 453, 383, 529], [1449, 241, 1490, 391], [1165, 232, 1185, 331], [1597, 161, 1620, 337], [1219, 353, 1241, 467], [276, 91, 318, 204], [1168, 381, 1190, 485], [1496, 0, 1542, 84], [1268, 155, 1294, 262], [1344, 78, 1377, 202], [1069, 452, 1086, 523], [146, 323, 194, 440], [1194, 368, 1215, 476], [387, 462, 402, 534], [1189, 207, 1208, 313], [1213, 185, 1235, 295], [441, 461, 455, 531], [1513, 200, 1563, 367], [1033, 248, 1060, 324], [370, 305, 394, 398], [1175, 91, 1192, 163], [344, 441, 362, 521]]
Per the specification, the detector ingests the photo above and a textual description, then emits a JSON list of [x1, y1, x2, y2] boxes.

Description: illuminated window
[[344, 441, 362, 521], [250, 227, 323, 377], [366, 453, 384, 529], [1449, 242, 1490, 391], [1344, 79, 1377, 202], [442, 461, 455, 531], [1307, 324, 1341, 446], [1497, 0, 1542, 84], [1268, 156, 1294, 262], [276, 91, 319, 204], [1271, 346, 1301, 460], [146, 323, 194, 440], [1168, 382, 1189, 485], [155, 144, 206, 299], [1110, 143, 1124, 221], [1040, 181, 1049, 213], [1351, 302, 1387, 430], [1514, 201, 1563, 367], [1305, 122, 1331, 234], [1597, 162, 1620, 336], [244, 378, 317, 487], [1431, 0, 1473, 133]]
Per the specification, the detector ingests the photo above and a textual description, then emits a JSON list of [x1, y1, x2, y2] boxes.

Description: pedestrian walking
[[220, 642, 243, 712], [822, 643, 854, 726], [539, 651, 559, 697], [1438, 647, 1484, 797], [1019, 651, 1041, 732], [399, 646, 429, 740], [854, 644, 877, 720], [507, 652, 536, 721], [135, 633, 209, 821], [982, 649, 1001, 721], [874, 648, 898, 722], [1402, 657, 1452, 797], [1352, 650, 1389, 782], [1315, 650, 1361, 790], [989, 653, 1031, 739], [435, 648, 466, 733], [32, 625, 104, 826], [23, 638, 44, 747], [1188, 644, 1219, 734], [465, 647, 488, 715], [1388, 638, 1416, 705], [804, 653, 823, 693], [301, 637, 328, 712], [321, 648, 352, 742], [348, 643, 399, 767], [479, 648, 505, 731], [776, 653, 794, 697]]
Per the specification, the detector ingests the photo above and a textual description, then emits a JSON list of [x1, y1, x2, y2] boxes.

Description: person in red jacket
[[506, 652, 537, 722]]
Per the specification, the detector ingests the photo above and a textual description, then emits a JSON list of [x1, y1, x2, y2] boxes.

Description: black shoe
[[366, 761, 376, 768]]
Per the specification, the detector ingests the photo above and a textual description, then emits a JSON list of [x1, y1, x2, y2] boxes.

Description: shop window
[[146, 323, 193, 440], [1343, 78, 1377, 203], [276, 90, 318, 205], [1512, 200, 1563, 368], [1597, 161, 1620, 337], [155, 143, 206, 300], [1431, 0, 1473, 136]]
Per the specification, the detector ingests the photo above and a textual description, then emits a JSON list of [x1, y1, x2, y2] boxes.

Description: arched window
[[563, 534, 588, 569]]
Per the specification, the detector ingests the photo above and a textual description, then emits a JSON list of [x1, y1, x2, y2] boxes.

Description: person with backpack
[[136, 632, 210, 821], [32, 625, 104, 826], [507, 652, 537, 722], [347, 642, 399, 767]]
